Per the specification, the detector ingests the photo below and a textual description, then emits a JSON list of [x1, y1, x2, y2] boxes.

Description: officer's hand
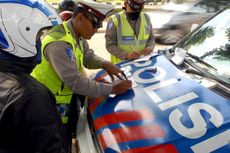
[[140, 48, 153, 56], [103, 62, 123, 81], [126, 52, 140, 60], [111, 80, 132, 95]]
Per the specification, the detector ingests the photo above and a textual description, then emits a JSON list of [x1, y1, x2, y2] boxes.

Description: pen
[[121, 71, 128, 80]]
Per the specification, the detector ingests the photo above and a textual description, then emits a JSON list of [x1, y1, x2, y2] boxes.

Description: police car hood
[[89, 55, 230, 153]]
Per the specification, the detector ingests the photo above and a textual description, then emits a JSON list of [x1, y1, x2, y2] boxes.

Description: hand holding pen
[[121, 71, 128, 80], [112, 71, 132, 94]]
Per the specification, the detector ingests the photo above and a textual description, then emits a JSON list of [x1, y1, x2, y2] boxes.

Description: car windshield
[[174, 5, 230, 82]]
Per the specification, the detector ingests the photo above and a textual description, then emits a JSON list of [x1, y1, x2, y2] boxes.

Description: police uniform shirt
[[43, 20, 113, 97], [105, 12, 155, 60]]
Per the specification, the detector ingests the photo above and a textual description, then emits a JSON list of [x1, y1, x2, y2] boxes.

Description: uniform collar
[[66, 20, 83, 49], [66, 20, 81, 43]]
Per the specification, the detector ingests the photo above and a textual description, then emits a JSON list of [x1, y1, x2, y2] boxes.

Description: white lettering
[[133, 66, 166, 84], [159, 92, 198, 110], [144, 79, 178, 103], [191, 129, 230, 153], [169, 103, 224, 139]]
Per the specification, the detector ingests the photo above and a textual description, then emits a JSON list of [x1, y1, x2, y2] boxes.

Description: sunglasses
[[83, 13, 102, 29]]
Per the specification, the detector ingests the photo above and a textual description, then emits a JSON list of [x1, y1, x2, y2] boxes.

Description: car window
[[175, 5, 230, 81]]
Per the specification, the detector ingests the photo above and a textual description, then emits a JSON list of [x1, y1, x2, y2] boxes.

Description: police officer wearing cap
[[105, 0, 155, 64], [59, 10, 73, 21], [58, 0, 77, 13], [32, 0, 132, 144], [58, 0, 76, 21]]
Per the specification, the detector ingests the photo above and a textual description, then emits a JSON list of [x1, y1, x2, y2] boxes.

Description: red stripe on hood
[[98, 124, 165, 150], [93, 109, 155, 130], [89, 96, 106, 113], [123, 144, 178, 153]]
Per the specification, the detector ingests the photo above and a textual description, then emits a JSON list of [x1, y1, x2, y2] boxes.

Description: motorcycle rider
[[0, 0, 71, 152]]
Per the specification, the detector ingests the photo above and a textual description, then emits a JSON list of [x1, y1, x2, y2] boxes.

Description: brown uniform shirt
[[43, 21, 112, 97], [105, 11, 155, 60]]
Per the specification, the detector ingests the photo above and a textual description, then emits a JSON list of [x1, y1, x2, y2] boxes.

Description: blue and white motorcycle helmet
[[0, 0, 62, 59]]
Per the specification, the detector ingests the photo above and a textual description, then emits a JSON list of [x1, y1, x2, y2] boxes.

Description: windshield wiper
[[186, 52, 217, 71], [185, 59, 230, 87]]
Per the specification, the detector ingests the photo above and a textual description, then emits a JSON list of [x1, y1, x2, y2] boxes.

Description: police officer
[[59, 10, 73, 21], [32, 0, 132, 144], [0, 0, 71, 152], [105, 0, 155, 64], [58, 0, 76, 21], [58, 0, 77, 13]]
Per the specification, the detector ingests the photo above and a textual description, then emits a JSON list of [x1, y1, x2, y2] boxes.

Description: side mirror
[[190, 23, 199, 32]]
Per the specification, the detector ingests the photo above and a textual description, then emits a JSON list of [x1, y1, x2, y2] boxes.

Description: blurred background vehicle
[[46, 0, 229, 45], [148, 0, 230, 45], [77, 4, 230, 153]]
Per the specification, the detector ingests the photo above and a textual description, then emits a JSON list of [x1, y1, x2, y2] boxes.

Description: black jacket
[[0, 58, 70, 153]]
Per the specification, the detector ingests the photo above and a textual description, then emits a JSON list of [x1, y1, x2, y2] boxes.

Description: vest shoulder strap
[[48, 24, 66, 40], [143, 12, 151, 25], [110, 11, 125, 27]]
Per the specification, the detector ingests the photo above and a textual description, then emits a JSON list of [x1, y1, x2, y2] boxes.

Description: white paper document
[[120, 52, 158, 67], [132, 52, 158, 62]]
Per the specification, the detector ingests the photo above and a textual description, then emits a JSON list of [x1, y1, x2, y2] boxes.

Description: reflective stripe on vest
[[31, 21, 84, 123], [110, 11, 151, 64]]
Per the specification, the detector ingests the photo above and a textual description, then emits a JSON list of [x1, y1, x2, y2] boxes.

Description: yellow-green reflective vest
[[110, 11, 151, 64], [32, 21, 84, 124]]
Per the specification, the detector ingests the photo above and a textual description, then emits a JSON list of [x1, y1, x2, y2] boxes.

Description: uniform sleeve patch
[[107, 21, 113, 30], [65, 47, 73, 60]]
